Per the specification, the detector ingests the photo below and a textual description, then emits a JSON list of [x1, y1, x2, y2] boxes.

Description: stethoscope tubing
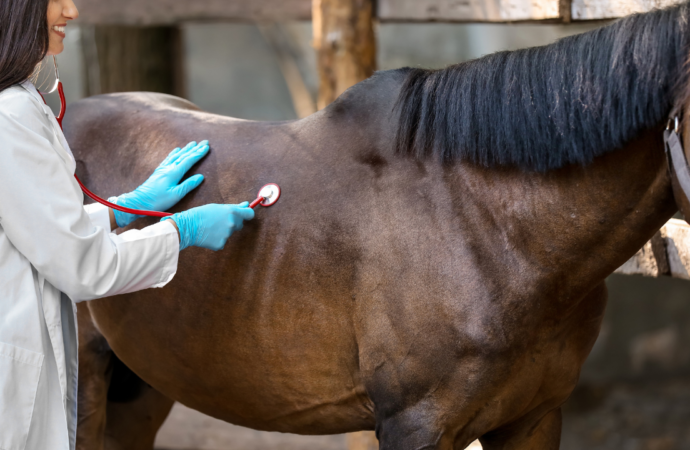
[[46, 76, 175, 218], [45, 57, 275, 218]]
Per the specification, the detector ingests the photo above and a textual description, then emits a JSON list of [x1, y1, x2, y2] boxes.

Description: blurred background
[[44, 2, 690, 448]]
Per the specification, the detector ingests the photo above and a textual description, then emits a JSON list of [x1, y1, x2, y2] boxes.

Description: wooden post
[[347, 430, 379, 450], [559, 0, 572, 23], [312, 0, 376, 110], [82, 25, 185, 97]]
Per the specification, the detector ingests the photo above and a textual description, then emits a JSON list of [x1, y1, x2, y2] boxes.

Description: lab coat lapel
[[19, 81, 77, 174], [21, 81, 72, 406]]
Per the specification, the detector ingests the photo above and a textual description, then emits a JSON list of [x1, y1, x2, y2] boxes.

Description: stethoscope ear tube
[[43, 57, 173, 218], [56, 78, 66, 129], [50, 57, 66, 128]]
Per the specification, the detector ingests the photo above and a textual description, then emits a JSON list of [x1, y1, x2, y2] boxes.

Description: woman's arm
[[0, 92, 179, 302], [165, 218, 180, 241], [105, 208, 178, 242]]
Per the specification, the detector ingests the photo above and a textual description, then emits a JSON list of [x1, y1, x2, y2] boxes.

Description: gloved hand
[[109, 141, 210, 228], [165, 202, 255, 251]]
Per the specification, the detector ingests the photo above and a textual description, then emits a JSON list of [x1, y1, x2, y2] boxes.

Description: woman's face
[[46, 0, 79, 56]]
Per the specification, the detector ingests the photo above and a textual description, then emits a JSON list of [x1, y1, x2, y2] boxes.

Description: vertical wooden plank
[[80, 25, 101, 97], [313, 0, 377, 109], [559, 0, 572, 22], [88, 26, 185, 97]]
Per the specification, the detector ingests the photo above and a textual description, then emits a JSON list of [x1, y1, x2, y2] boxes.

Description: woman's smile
[[51, 24, 66, 39]]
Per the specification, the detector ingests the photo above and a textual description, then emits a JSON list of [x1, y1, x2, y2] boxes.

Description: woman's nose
[[62, 0, 79, 20]]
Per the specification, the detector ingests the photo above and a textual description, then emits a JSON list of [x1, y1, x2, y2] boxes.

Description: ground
[[153, 379, 690, 450], [561, 379, 690, 450]]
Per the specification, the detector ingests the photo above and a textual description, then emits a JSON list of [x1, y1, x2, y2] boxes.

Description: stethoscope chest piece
[[249, 183, 281, 209], [257, 184, 281, 207]]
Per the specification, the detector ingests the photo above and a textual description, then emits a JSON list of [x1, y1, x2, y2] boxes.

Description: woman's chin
[[46, 44, 64, 56]]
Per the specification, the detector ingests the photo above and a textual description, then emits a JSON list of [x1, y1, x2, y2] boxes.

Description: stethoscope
[[43, 56, 281, 217]]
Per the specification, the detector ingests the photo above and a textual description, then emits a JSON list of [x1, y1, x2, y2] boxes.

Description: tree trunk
[[82, 25, 185, 97], [312, 0, 376, 109]]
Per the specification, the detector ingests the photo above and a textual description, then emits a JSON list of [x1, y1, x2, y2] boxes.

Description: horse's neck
[[450, 128, 676, 297]]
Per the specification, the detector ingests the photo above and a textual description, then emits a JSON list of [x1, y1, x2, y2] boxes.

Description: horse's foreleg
[[376, 407, 458, 450], [479, 408, 561, 450], [77, 303, 174, 450], [103, 384, 174, 450], [76, 303, 113, 450]]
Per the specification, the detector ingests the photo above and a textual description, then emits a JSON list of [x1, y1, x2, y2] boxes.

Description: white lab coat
[[0, 81, 180, 450]]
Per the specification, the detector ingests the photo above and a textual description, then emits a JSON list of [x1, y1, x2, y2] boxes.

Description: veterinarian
[[0, 0, 255, 448]]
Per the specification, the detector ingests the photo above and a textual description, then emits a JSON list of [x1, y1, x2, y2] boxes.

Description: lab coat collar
[[19, 80, 76, 165], [20, 79, 45, 102]]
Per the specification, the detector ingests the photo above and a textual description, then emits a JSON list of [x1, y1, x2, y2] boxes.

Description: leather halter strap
[[663, 116, 690, 220], [665, 118, 690, 202]]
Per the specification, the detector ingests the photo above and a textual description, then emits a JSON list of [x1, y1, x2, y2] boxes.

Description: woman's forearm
[[109, 208, 117, 230], [109, 208, 180, 244], [165, 219, 180, 243]]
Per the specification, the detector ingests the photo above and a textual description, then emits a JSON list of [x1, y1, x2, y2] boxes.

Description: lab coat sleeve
[[0, 95, 179, 302], [84, 203, 112, 233]]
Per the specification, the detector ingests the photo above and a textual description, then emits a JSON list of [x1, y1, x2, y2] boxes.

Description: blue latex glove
[[165, 202, 255, 251], [109, 141, 210, 228]]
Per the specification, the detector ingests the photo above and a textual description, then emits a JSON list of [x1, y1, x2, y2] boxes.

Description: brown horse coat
[[65, 66, 677, 450]]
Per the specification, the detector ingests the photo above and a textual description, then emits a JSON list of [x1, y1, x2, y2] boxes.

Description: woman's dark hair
[[0, 0, 49, 92]]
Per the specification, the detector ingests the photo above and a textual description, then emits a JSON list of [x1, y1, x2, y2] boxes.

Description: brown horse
[[66, 4, 690, 449]]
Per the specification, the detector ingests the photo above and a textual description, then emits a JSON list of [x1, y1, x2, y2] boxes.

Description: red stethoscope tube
[[49, 80, 174, 217], [74, 175, 173, 217], [248, 197, 264, 209], [56, 78, 66, 128], [47, 79, 280, 217]]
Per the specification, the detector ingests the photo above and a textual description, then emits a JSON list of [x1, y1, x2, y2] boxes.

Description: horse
[[65, 3, 690, 449]]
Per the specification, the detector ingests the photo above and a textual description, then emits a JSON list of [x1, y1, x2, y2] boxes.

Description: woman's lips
[[52, 25, 66, 38]]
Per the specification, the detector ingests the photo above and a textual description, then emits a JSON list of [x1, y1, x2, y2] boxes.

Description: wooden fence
[[73, 0, 682, 24]]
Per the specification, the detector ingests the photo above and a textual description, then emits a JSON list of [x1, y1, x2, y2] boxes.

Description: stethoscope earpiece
[[45, 56, 61, 95], [43, 56, 66, 128]]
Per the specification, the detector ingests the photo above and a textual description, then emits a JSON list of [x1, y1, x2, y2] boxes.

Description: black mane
[[394, 3, 690, 172]]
